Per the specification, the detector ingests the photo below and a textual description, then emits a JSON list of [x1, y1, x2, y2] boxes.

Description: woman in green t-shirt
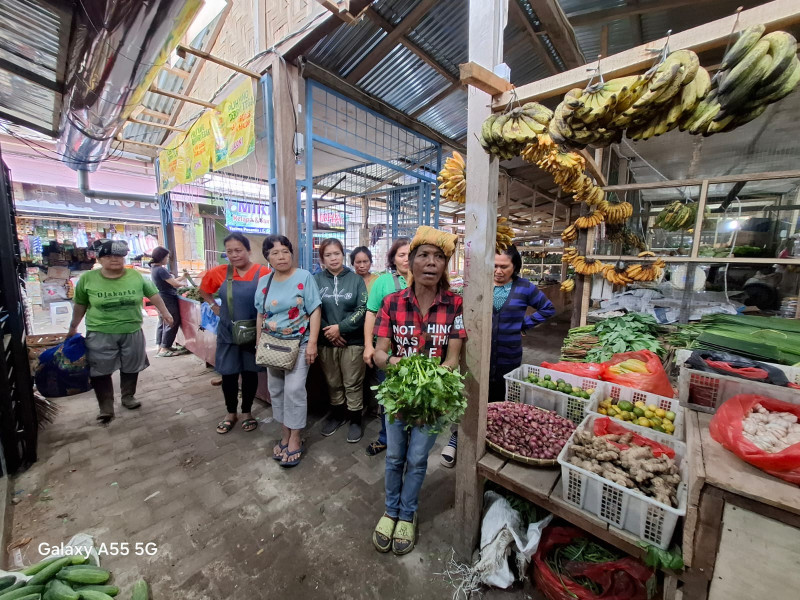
[[363, 237, 410, 456], [68, 240, 173, 423]]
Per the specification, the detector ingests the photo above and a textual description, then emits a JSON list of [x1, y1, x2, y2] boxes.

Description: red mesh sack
[[593, 417, 676, 459], [709, 394, 800, 485], [532, 526, 652, 600], [600, 350, 675, 398], [541, 362, 604, 379]]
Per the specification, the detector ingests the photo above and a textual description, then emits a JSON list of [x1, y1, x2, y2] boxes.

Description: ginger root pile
[[568, 429, 681, 507]]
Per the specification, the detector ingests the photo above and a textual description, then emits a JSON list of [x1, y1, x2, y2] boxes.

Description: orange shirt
[[200, 263, 271, 295]]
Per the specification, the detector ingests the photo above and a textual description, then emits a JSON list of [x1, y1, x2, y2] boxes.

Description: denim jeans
[[384, 418, 438, 522], [376, 369, 387, 445]]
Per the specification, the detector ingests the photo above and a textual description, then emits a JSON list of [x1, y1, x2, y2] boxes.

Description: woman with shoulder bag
[[199, 233, 270, 435], [256, 235, 322, 468]]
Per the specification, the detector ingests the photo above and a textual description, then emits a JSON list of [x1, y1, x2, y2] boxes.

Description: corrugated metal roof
[[505, 14, 555, 86], [307, 16, 385, 78], [406, 0, 467, 79], [416, 88, 468, 140], [0, 0, 68, 136]]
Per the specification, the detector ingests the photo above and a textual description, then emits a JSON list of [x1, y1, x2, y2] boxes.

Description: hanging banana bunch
[[572, 256, 605, 276], [561, 223, 578, 243], [561, 278, 576, 293], [496, 217, 515, 253], [607, 225, 648, 253], [562, 246, 578, 263], [479, 103, 553, 160], [604, 200, 634, 225], [437, 152, 466, 204], [654, 200, 710, 231], [625, 256, 667, 282], [574, 209, 605, 229], [603, 261, 634, 286]]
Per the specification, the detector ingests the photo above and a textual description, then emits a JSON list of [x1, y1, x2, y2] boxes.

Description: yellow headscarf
[[409, 225, 457, 259]]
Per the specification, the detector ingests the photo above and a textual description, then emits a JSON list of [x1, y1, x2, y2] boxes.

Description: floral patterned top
[[254, 268, 322, 343]]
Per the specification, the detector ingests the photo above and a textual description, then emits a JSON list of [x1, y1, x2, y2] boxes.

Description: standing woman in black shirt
[[149, 246, 187, 357]]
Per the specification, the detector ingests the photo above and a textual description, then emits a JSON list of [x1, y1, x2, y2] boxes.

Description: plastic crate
[[676, 349, 800, 413], [557, 414, 688, 550], [590, 382, 685, 441], [504, 364, 601, 425]]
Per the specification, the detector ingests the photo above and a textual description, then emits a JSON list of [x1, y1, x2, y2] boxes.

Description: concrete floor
[[6, 307, 566, 599]]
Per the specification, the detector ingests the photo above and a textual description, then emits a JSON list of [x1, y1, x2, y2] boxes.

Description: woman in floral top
[[255, 235, 322, 468]]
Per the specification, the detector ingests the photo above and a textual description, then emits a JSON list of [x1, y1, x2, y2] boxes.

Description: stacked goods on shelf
[[504, 365, 600, 424], [479, 103, 553, 159], [486, 401, 576, 462], [558, 415, 687, 549], [437, 152, 466, 204]]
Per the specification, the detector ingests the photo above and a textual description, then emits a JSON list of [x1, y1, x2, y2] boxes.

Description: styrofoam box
[[504, 364, 601, 425], [557, 414, 688, 550], [676, 349, 800, 413], [590, 381, 686, 441]]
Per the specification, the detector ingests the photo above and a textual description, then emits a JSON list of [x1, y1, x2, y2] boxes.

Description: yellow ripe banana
[[561, 278, 575, 293], [638, 251, 656, 258]]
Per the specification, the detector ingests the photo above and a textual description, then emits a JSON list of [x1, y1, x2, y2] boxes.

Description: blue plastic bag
[[200, 301, 220, 334], [35, 334, 92, 398]]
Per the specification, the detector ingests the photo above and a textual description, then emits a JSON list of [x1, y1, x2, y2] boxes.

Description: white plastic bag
[[473, 491, 553, 588], [1, 532, 100, 580]]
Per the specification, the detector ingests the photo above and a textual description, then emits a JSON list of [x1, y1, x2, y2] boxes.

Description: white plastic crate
[[504, 364, 601, 425], [590, 382, 686, 441], [557, 414, 688, 550], [676, 349, 800, 413]]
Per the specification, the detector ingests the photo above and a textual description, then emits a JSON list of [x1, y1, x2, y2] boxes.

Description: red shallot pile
[[487, 401, 576, 459]]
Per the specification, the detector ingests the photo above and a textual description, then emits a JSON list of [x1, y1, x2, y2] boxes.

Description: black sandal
[[241, 418, 258, 432], [216, 419, 236, 434], [366, 441, 387, 456]]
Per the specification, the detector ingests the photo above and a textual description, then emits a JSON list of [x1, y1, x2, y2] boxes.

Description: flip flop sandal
[[279, 446, 305, 468], [172, 347, 190, 355], [366, 441, 387, 456], [272, 441, 288, 461], [216, 419, 236, 434], [241, 418, 258, 432], [96, 413, 114, 423], [392, 513, 418, 555], [372, 515, 397, 553], [156, 350, 178, 357], [440, 445, 457, 468]]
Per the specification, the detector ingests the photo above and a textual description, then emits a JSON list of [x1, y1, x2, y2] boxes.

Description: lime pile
[[524, 373, 594, 400], [597, 398, 676, 434]]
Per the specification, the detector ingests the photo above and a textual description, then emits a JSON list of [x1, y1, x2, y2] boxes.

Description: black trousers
[[156, 293, 182, 349], [222, 371, 258, 413]]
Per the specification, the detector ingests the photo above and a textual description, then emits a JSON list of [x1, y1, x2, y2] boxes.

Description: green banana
[[761, 31, 798, 85], [664, 49, 700, 85], [491, 114, 510, 143], [521, 102, 554, 124], [731, 103, 769, 128], [720, 25, 766, 70], [718, 54, 773, 112], [481, 114, 496, 145], [718, 39, 770, 95], [755, 58, 800, 105], [692, 67, 711, 102]]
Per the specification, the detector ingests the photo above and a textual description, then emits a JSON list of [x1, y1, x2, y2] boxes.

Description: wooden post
[[272, 57, 300, 261], [500, 173, 509, 219], [360, 196, 370, 246], [455, 0, 507, 560]]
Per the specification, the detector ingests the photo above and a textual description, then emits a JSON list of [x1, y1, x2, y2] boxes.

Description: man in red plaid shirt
[[371, 226, 466, 556]]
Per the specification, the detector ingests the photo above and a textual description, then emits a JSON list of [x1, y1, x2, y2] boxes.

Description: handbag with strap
[[227, 264, 257, 346], [255, 273, 301, 370]]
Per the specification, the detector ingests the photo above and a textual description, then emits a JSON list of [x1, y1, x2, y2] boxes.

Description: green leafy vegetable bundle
[[561, 314, 665, 363], [374, 354, 467, 432]]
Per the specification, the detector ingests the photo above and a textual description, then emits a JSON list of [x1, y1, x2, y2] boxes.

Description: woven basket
[[485, 439, 558, 468]]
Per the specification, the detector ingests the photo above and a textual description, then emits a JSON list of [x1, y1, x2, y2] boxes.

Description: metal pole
[[262, 73, 278, 234], [305, 81, 315, 269]]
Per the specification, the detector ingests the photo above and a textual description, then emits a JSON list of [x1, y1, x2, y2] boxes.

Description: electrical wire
[[0, 123, 125, 165]]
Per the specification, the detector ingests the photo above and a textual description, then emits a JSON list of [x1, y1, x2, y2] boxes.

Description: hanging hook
[[721, 7, 745, 59], [585, 55, 604, 89]]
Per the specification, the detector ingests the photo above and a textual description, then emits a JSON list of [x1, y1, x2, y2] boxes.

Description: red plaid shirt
[[374, 286, 467, 360]]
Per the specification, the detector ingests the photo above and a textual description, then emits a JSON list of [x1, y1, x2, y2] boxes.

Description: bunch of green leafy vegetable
[[546, 538, 624, 595], [585, 314, 664, 362], [374, 354, 467, 433]]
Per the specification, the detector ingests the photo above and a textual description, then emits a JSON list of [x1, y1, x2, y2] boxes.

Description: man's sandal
[[216, 419, 236, 434], [373, 515, 397, 553], [279, 445, 305, 468], [272, 441, 288, 461], [392, 513, 418, 555], [241, 418, 258, 432]]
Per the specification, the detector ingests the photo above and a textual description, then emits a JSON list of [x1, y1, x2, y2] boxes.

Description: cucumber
[[69, 556, 88, 566], [76, 592, 113, 600], [55, 568, 110, 586], [28, 558, 73, 586], [0, 579, 16, 593], [0, 583, 24, 598], [15, 595, 43, 600], [45, 581, 79, 600], [0, 586, 44, 600], [22, 558, 61, 576], [74, 588, 117, 598], [130, 581, 148, 600]]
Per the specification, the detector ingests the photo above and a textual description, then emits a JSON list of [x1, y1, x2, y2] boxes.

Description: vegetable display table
[[682, 412, 800, 600]]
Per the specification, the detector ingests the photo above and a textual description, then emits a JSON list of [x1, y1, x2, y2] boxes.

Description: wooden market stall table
[[682, 412, 800, 600]]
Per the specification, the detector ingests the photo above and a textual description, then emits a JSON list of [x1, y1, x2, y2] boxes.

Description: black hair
[[149, 246, 169, 266], [223, 232, 251, 251], [262, 235, 294, 259], [318, 238, 344, 259], [350, 246, 372, 265], [387, 237, 411, 270], [408, 244, 450, 291], [498, 245, 522, 276]]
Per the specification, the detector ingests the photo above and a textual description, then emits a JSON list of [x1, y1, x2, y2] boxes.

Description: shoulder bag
[[227, 264, 257, 346], [255, 273, 301, 370]]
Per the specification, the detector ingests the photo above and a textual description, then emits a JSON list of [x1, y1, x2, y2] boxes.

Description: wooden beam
[[300, 59, 465, 151], [149, 85, 217, 109], [527, 0, 585, 69], [497, 0, 800, 107], [455, 0, 504, 561], [176, 44, 261, 79], [114, 136, 163, 150], [600, 24, 609, 57], [161, 63, 191, 79], [315, 0, 357, 23], [345, 0, 438, 84], [459, 62, 514, 96], [366, 8, 459, 85], [601, 169, 800, 191], [273, 57, 300, 262], [127, 117, 186, 132], [568, 0, 705, 28], [580, 149, 607, 186], [508, 0, 559, 74], [140, 107, 172, 121]]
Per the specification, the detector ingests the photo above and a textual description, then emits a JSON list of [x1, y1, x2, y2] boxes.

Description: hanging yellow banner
[[183, 111, 214, 183], [157, 135, 186, 193], [212, 79, 256, 169]]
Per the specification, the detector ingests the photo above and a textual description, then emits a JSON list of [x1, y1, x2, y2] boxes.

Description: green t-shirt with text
[[74, 269, 158, 334], [366, 272, 407, 313]]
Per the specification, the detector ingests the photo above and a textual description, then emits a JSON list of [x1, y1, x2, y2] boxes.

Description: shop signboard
[[12, 182, 190, 223], [225, 198, 270, 234]]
